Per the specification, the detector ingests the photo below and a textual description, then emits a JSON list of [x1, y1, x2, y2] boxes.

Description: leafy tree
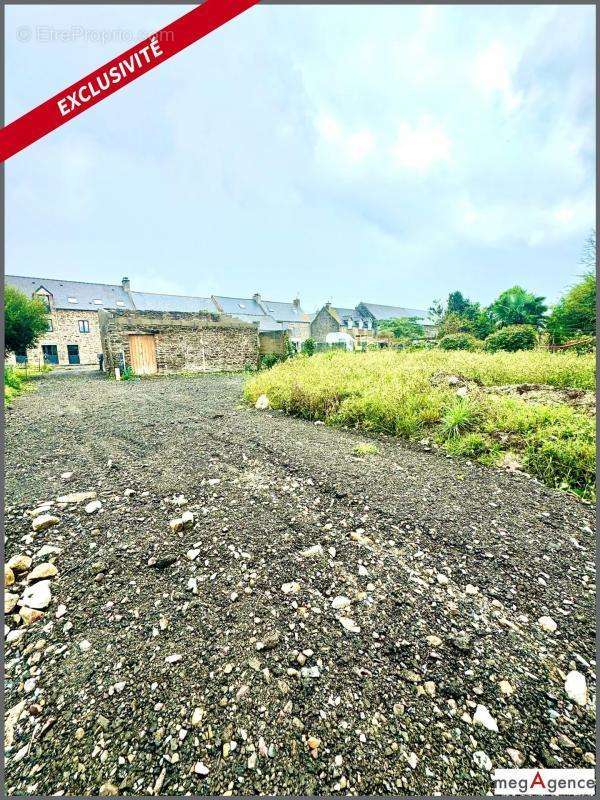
[[447, 291, 479, 320], [470, 309, 495, 340], [438, 312, 473, 337], [4, 286, 49, 355], [438, 333, 480, 351], [488, 286, 547, 328], [546, 272, 596, 343], [428, 299, 445, 325], [378, 317, 424, 341]]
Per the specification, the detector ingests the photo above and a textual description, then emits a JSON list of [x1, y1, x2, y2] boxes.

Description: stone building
[[311, 301, 436, 345], [5, 275, 310, 366], [99, 309, 259, 375]]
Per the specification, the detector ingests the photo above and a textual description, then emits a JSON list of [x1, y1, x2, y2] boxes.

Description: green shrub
[[439, 333, 480, 351], [4, 367, 23, 391], [439, 398, 480, 438], [260, 353, 284, 370], [301, 338, 316, 356], [484, 325, 536, 353]]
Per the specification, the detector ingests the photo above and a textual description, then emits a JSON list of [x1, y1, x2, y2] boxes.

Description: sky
[[5, 4, 596, 312]]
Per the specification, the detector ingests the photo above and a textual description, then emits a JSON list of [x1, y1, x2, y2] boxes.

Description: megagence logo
[[493, 769, 596, 796]]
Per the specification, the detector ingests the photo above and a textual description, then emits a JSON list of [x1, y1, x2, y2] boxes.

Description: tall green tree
[[488, 286, 547, 328], [546, 272, 596, 343], [447, 291, 479, 320], [4, 286, 49, 354]]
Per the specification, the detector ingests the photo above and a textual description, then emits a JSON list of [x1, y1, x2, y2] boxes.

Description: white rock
[[194, 761, 209, 776], [473, 750, 492, 770], [32, 514, 60, 532], [473, 704, 499, 732], [358, 564, 369, 577], [407, 752, 418, 769], [57, 491, 96, 503], [281, 581, 301, 594], [465, 584, 479, 595], [564, 670, 588, 706], [55, 604, 68, 619], [255, 394, 270, 410], [498, 679, 514, 696], [181, 511, 194, 527], [507, 748, 525, 767], [20, 580, 52, 610], [166, 653, 182, 664], [79, 640, 92, 652], [84, 500, 102, 515], [456, 386, 469, 397], [538, 616, 557, 633], [301, 545, 324, 558], [60, 472, 73, 481], [426, 635, 443, 647], [436, 573, 449, 585], [338, 616, 360, 633], [186, 549, 200, 561], [331, 596, 351, 610], [34, 545, 62, 560], [191, 707, 204, 726]]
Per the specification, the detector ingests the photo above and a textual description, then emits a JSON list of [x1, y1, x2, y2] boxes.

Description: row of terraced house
[[5, 274, 436, 369]]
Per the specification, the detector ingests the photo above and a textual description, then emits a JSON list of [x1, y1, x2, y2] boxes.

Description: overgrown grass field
[[245, 349, 596, 499], [4, 364, 51, 407]]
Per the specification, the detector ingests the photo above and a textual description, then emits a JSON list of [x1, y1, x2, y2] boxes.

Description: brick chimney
[[293, 296, 301, 310], [253, 292, 261, 303], [122, 277, 131, 291]]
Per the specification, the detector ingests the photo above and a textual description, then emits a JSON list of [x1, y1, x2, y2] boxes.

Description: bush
[[439, 333, 480, 351], [260, 353, 284, 370], [484, 325, 536, 353], [301, 338, 316, 356], [4, 367, 23, 391]]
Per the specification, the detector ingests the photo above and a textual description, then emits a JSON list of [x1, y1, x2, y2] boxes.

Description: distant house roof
[[333, 306, 363, 323], [130, 291, 215, 314], [261, 300, 307, 323], [5, 275, 134, 311], [233, 314, 285, 333], [213, 296, 265, 317], [358, 302, 429, 323]]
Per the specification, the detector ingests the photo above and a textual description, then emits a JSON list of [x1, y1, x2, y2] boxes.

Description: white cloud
[[473, 41, 523, 111], [315, 113, 375, 165], [390, 117, 452, 172]]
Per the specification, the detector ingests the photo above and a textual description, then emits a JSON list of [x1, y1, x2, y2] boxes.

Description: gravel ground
[[4, 371, 596, 796]]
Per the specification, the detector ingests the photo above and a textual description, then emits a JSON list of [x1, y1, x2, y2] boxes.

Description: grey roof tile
[[5, 274, 134, 311]]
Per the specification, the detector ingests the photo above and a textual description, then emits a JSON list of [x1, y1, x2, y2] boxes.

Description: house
[[356, 302, 437, 338], [99, 308, 258, 375], [5, 275, 309, 366], [310, 303, 376, 346], [310, 300, 436, 345]]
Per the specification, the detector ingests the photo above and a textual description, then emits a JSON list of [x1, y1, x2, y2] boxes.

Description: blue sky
[[5, 4, 595, 312]]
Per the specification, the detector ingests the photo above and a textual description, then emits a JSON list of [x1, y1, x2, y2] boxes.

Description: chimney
[[293, 296, 301, 309], [122, 277, 131, 291], [325, 302, 331, 309], [252, 292, 261, 303]]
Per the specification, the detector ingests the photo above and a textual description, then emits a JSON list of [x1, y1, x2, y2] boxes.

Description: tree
[[4, 286, 49, 355], [428, 299, 445, 325], [447, 291, 479, 320], [546, 272, 596, 343], [488, 286, 547, 328], [378, 317, 424, 341]]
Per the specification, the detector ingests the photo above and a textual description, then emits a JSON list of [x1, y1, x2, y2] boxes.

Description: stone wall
[[310, 307, 340, 343], [99, 309, 259, 374], [259, 330, 288, 356], [6, 309, 102, 367]]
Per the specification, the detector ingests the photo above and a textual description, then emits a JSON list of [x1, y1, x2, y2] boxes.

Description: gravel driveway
[[4, 371, 596, 796]]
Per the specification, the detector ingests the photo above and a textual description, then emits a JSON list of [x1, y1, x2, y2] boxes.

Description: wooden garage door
[[129, 334, 157, 375]]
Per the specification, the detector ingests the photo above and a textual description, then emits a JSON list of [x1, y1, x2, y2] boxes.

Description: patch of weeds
[[354, 442, 379, 457], [439, 398, 480, 439]]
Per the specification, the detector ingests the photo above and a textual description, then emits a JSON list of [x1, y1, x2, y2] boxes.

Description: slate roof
[[130, 291, 215, 314], [358, 302, 429, 322], [5, 275, 134, 311], [261, 300, 307, 323], [213, 296, 265, 317]]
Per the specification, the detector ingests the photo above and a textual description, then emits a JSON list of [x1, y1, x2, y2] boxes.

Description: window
[[42, 344, 59, 364], [46, 319, 53, 332], [238, 302, 246, 309], [67, 297, 78, 304], [92, 299, 103, 305], [35, 293, 51, 311], [116, 301, 125, 307], [78, 320, 90, 333]]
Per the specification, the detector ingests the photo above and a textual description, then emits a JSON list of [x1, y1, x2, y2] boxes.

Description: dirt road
[[4, 371, 596, 795]]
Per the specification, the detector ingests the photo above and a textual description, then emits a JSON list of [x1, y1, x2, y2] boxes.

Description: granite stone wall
[[99, 309, 259, 374]]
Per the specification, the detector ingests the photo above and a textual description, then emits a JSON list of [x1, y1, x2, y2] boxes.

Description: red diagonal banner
[[1, 0, 259, 162]]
